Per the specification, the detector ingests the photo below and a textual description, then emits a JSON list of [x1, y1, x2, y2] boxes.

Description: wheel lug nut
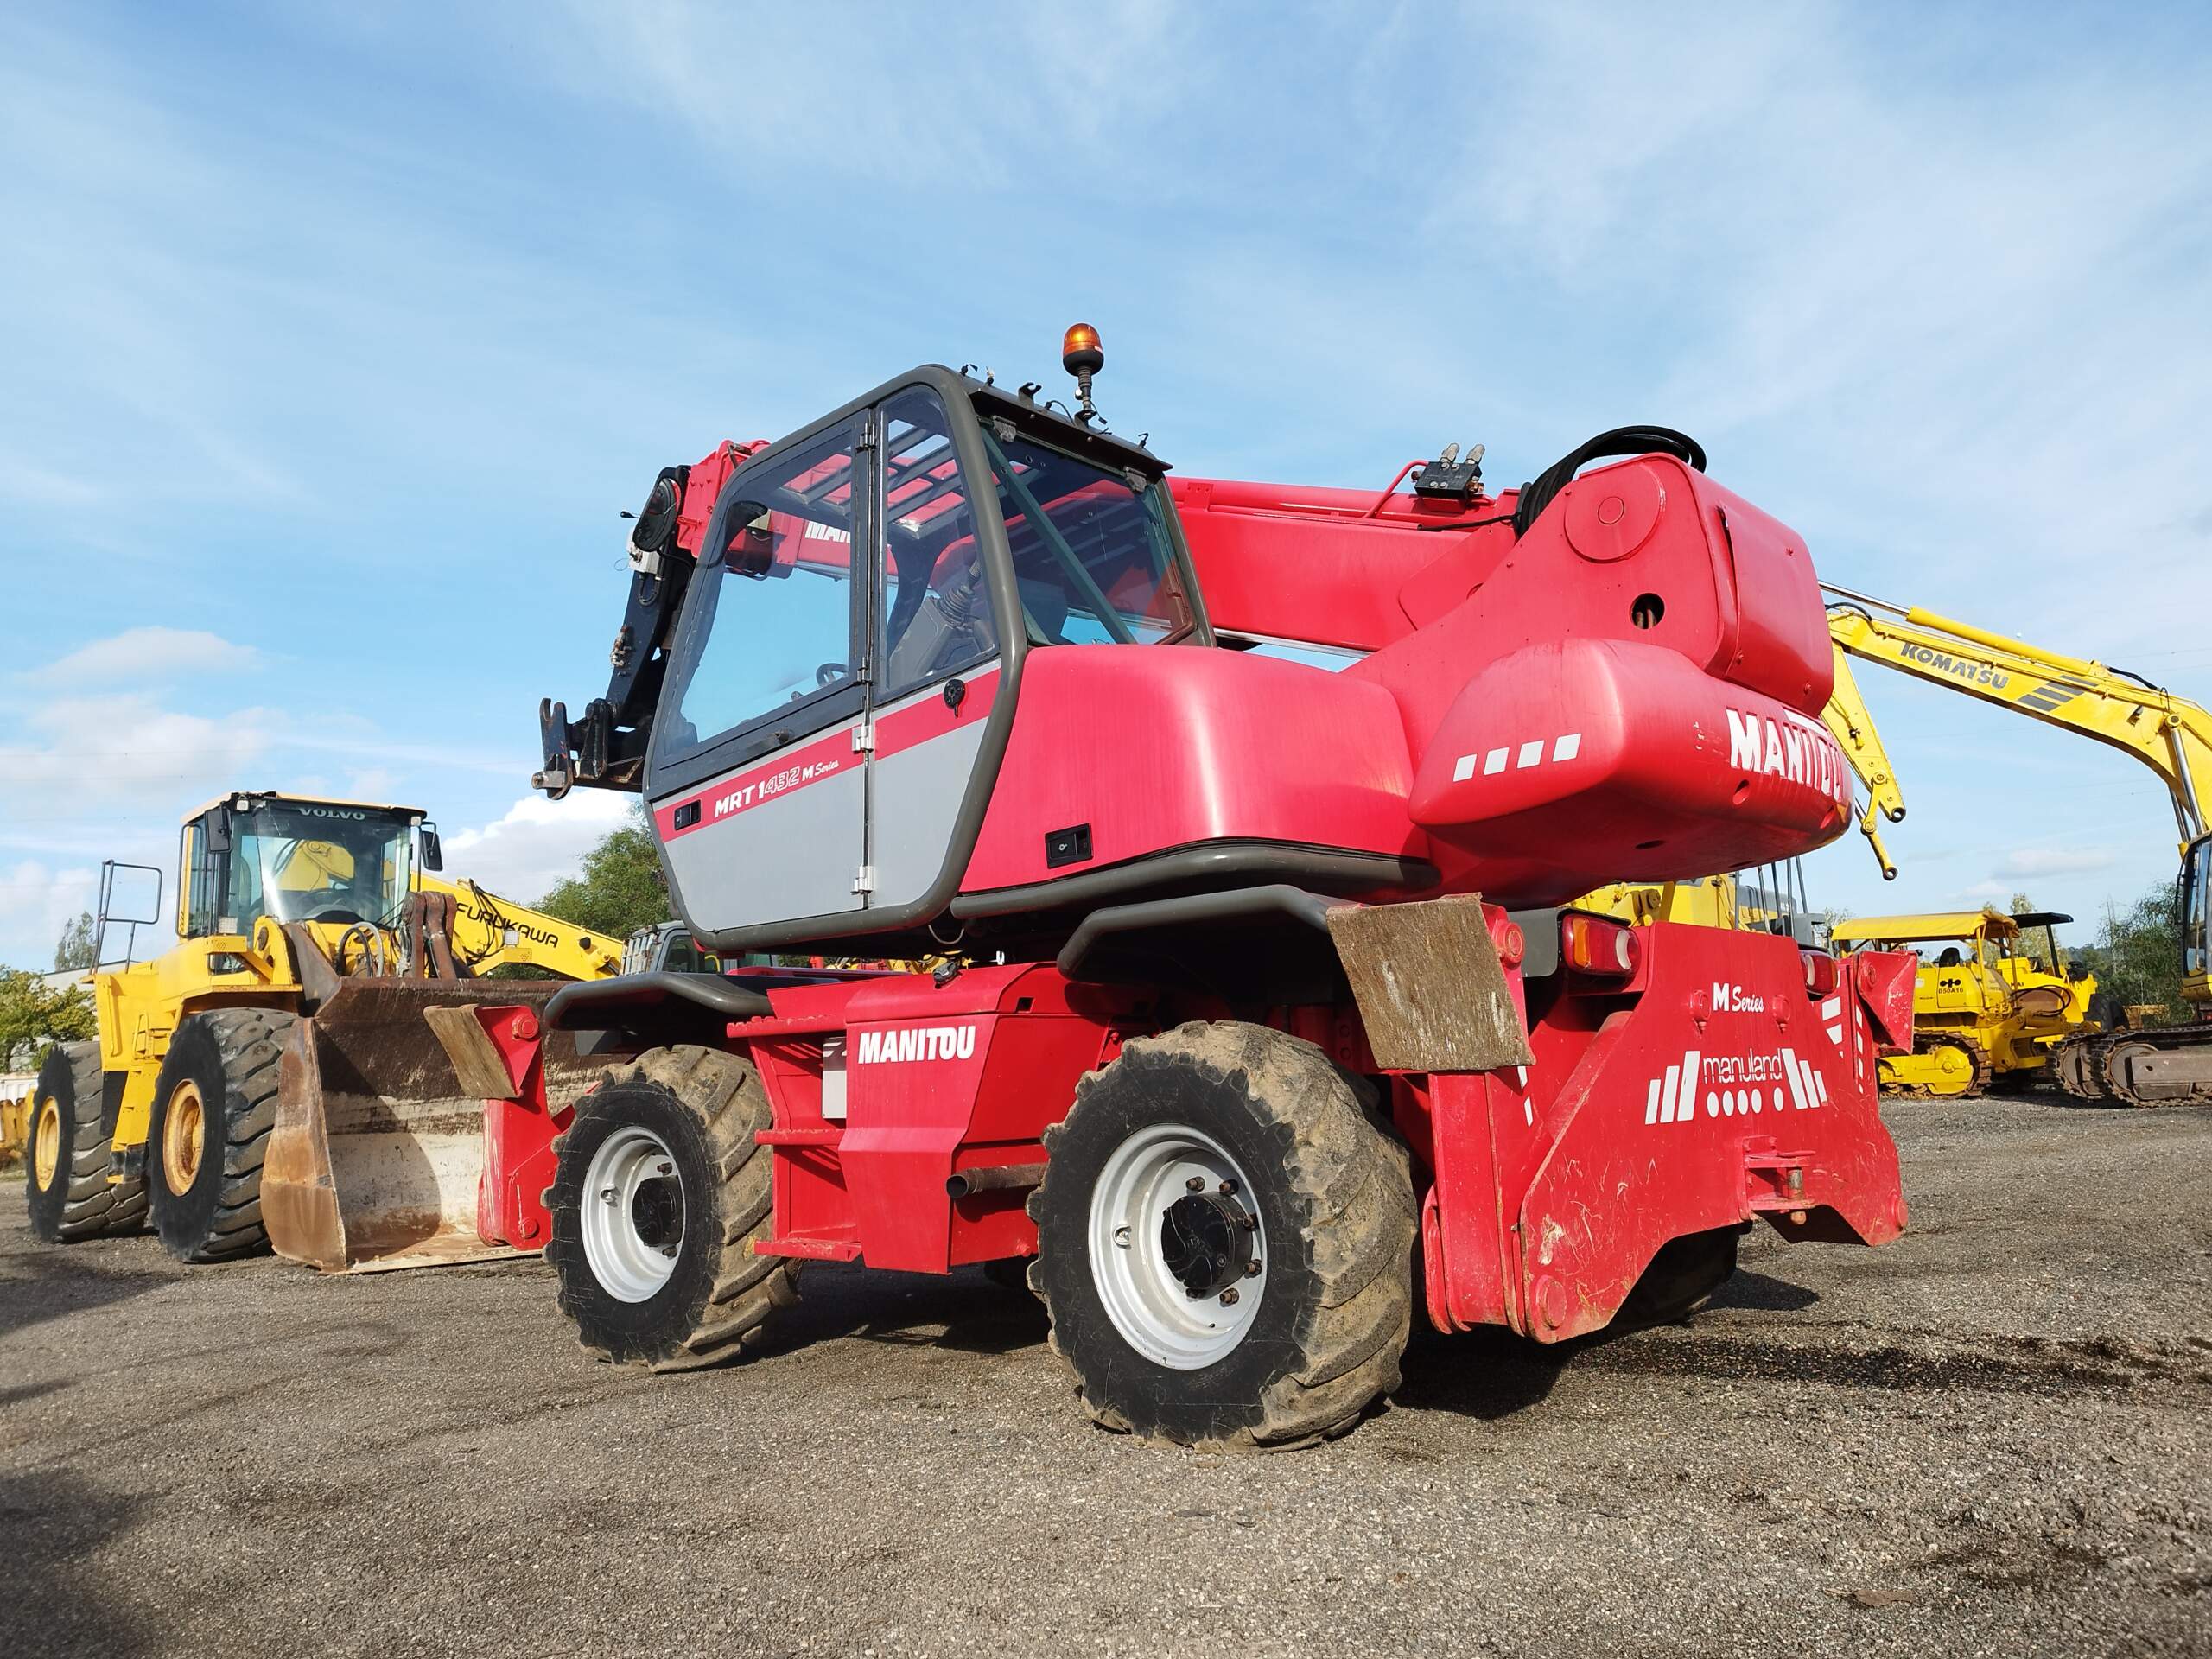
[[1218, 1287, 1239, 1306], [1185, 1175, 1205, 1192], [1244, 1260, 1261, 1276], [599, 1187, 616, 1203], [1113, 1225, 1132, 1249], [1239, 1213, 1258, 1230], [656, 1162, 674, 1177], [1217, 1178, 1238, 1196]]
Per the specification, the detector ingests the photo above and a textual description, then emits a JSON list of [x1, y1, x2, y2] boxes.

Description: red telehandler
[[441, 329, 1912, 1447]]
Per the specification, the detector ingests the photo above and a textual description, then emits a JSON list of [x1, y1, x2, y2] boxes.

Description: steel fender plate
[[1326, 895, 1534, 1071]]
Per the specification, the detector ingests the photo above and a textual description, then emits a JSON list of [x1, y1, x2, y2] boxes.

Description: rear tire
[[1030, 1021, 1416, 1450], [146, 1009, 291, 1262], [545, 1046, 799, 1371], [1618, 1226, 1740, 1325], [23, 1042, 142, 1242]]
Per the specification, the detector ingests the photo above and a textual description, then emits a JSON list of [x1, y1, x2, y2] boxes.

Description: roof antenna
[[1061, 323, 1104, 425]]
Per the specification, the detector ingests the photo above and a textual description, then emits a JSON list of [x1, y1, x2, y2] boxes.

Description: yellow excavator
[[22, 791, 614, 1270], [1824, 584, 2212, 1104]]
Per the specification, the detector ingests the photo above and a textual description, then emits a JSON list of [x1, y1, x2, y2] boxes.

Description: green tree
[[0, 969, 99, 1071], [535, 804, 671, 944], [2072, 878, 2185, 1022], [2007, 893, 2053, 972], [54, 910, 97, 972]]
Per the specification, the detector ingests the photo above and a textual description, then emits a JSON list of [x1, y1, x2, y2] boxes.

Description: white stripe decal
[[1680, 1050, 1701, 1126], [1659, 1064, 1682, 1124], [1452, 753, 1478, 782], [1797, 1057, 1820, 1109], [1516, 739, 1545, 768], [1484, 747, 1510, 775], [1815, 1069, 1830, 1104], [1645, 1077, 1663, 1125], [1553, 733, 1582, 761]]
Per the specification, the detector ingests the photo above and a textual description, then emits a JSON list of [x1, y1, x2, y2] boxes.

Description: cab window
[[658, 423, 863, 762]]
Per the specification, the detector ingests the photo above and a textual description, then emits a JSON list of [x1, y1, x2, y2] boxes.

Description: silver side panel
[[871, 722, 989, 910], [661, 763, 867, 933]]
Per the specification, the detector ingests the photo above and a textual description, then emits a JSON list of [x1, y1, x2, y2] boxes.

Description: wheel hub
[[162, 1080, 205, 1193], [580, 1126, 687, 1303], [33, 1098, 61, 1190], [1160, 1190, 1257, 1298], [1088, 1122, 1267, 1370]]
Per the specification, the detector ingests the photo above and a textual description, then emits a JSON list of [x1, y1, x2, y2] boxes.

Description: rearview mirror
[[420, 823, 444, 872]]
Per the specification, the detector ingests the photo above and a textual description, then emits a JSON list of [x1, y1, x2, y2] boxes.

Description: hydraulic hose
[[1513, 426, 1707, 538]]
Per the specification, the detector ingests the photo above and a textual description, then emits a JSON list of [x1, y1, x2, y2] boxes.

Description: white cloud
[[0, 861, 102, 973], [438, 791, 635, 907], [40, 626, 264, 684]]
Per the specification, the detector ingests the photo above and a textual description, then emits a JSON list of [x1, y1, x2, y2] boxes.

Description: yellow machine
[[22, 791, 617, 1268], [1826, 908, 2096, 1097], [1826, 584, 2212, 1103]]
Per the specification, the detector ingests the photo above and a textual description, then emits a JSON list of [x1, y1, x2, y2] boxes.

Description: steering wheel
[[815, 661, 847, 688], [304, 902, 367, 925]]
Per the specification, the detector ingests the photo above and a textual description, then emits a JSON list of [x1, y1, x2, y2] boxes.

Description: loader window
[[219, 804, 416, 933], [659, 424, 863, 762], [2185, 837, 2211, 978]]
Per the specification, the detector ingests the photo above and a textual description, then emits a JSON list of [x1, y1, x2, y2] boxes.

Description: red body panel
[[959, 646, 1421, 892]]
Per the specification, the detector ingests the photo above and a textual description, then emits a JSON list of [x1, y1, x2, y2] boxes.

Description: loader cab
[[645, 365, 1207, 950], [179, 793, 424, 941], [2183, 833, 2212, 991]]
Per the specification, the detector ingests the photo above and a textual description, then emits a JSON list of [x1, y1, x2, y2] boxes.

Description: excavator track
[[2054, 1025, 2212, 1107], [1880, 1031, 1993, 1101]]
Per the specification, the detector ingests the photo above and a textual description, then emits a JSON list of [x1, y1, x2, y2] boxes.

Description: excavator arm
[[413, 875, 622, 981], [1825, 583, 2212, 853], [1821, 644, 1905, 880]]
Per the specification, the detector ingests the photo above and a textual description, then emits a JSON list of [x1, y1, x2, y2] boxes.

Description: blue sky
[[3, 1, 2210, 969]]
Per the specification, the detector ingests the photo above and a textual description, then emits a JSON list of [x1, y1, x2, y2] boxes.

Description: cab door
[[646, 417, 873, 936], [861, 385, 1009, 912]]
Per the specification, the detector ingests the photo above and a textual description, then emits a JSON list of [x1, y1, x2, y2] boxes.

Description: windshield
[[226, 804, 416, 931], [976, 425, 1194, 647]]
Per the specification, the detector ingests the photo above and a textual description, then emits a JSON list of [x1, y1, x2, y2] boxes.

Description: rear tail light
[[1562, 913, 1640, 976], [1802, 950, 1839, 996]]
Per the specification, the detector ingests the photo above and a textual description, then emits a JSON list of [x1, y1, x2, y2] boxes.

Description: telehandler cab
[[447, 331, 1913, 1446]]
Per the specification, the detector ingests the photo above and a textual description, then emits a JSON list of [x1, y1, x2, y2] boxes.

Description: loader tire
[[24, 1042, 142, 1242], [545, 1045, 798, 1372], [146, 1008, 292, 1263], [1618, 1225, 1740, 1325], [1030, 1020, 1416, 1450]]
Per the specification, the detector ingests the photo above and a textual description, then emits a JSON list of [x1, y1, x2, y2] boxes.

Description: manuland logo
[[1643, 1044, 1830, 1126], [854, 1024, 978, 1064]]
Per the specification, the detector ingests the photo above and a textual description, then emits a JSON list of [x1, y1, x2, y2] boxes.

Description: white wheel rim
[[580, 1126, 686, 1302], [1087, 1122, 1266, 1371]]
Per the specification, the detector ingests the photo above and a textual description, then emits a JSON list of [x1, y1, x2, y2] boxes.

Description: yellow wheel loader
[[1826, 908, 2104, 1098], [21, 791, 614, 1271]]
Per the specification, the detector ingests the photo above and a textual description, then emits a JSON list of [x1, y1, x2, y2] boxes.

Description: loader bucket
[[262, 979, 594, 1273]]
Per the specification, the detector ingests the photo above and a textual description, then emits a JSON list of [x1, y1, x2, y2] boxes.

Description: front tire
[[545, 1046, 799, 1371], [1031, 1021, 1416, 1450], [24, 1042, 143, 1242], [147, 1009, 291, 1262]]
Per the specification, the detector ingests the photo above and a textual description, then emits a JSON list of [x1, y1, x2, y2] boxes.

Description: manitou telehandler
[[22, 791, 615, 1271], [438, 330, 1914, 1447]]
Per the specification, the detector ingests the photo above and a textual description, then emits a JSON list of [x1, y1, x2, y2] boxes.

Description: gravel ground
[[3, 1090, 2207, 1659]]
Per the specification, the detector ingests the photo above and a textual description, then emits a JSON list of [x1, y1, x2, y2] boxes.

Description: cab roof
[[1827, 907, 2019, 945], [180, 791, 427, 825]]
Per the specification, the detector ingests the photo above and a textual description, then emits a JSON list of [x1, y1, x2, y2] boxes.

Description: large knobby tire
[[544, 1045, 798, 1372], [146, 1008, 291, 1262], [24, 1042, 143, 1242], [1030, 1021, 1416, 1450]]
